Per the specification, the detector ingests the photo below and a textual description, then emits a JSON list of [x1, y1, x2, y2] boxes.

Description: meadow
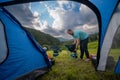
[[38, 41, 120, 80]]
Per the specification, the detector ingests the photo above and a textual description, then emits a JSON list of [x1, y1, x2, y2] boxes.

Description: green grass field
[[38, 41, 120, 80]]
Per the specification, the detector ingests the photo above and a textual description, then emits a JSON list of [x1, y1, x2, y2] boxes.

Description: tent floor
[[92, 56, 115, 71], [16, 67, 50, 80]]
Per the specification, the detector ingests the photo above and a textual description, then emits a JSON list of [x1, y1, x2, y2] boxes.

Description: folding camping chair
[[50, 46, 61, 57], [65, 44, 78, 58]]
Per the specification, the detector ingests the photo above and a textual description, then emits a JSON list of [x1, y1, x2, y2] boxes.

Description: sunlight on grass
[[109, 49, 120, 62], [37, 41, 120, 80], [38, 48, 120, 80], [88, 41, 98, 49]]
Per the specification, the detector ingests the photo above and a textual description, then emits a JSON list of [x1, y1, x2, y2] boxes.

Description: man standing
[[67, 29, 90, 61]]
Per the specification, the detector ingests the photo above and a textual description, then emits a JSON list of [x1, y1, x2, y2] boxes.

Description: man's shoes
[[76, 58, 82, 61], [85, 58, 91, 62]]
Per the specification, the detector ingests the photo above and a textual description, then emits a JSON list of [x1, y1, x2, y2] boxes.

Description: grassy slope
[[38, 41, 120, 80]]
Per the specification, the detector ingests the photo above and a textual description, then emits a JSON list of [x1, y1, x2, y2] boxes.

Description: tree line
[[25, 27, 120, 49]]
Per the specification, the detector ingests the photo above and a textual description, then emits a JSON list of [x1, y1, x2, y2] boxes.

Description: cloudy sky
[[6, 1, 98, 40]]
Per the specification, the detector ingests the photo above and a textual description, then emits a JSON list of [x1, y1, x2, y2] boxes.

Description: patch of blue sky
[[43, 1, 59, 10], [30, 2, 55, 26], [30, 1, 80, 26], [62, 1, 80, 12], [72, 2, 81, 12], [40, 10, 54, 26], [62, 3, 72, 11]]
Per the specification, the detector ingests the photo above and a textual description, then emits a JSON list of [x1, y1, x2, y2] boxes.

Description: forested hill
[[24, 27, 120, 49], [25, 27, 60, 46]]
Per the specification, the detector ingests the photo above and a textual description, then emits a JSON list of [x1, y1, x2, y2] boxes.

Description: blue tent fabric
[[26, 31, 51, 67], [0, 0, 117, 50], [89, 0, 118, 48], [115, 57, 120, 74], [0, 7, 50, 80], [89, 0, 119, 71], [0, 0, 13, 3], [0, 0, 119, 78]]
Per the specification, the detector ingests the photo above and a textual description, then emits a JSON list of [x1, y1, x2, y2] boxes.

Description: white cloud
[[47, 6, 82, 31], [48, 9, 65, 30], [83, 24, 93, 30], [57, 1, 78, 11], [33, 11, 39, 17], [75, 24, 98, 34], [40, 21, 48, 30], [5, 4, 42, 30], [57, 1, 69, 9], [42, 1, 98, 39], [80, 4, 98, 25], [5, 1, 98, 40]]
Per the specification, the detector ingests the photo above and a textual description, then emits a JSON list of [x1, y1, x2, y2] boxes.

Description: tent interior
[[0, 0, 120, 79]]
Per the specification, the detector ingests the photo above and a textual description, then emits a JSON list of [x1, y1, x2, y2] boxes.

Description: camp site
[[0, 0, 120, 80]]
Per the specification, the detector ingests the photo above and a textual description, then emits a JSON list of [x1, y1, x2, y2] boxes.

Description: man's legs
[[80, 38, 90, 61], [83, 38, 90, 60], [83, 38, 90, 61], [80, 41, 84, 59]]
